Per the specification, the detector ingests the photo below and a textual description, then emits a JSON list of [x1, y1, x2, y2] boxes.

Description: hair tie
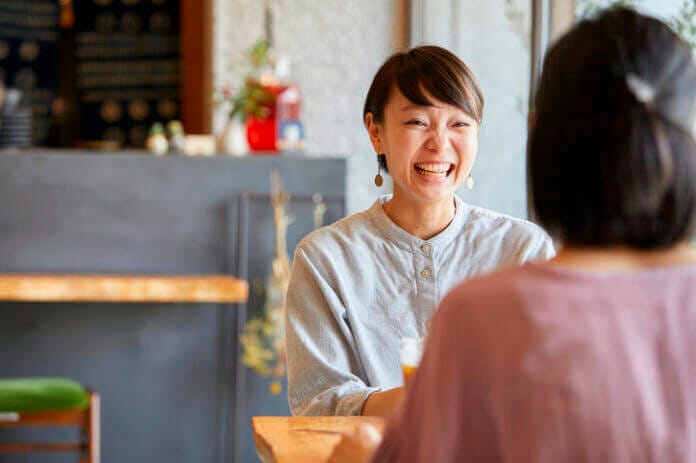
[[626, 73, 656, 105]]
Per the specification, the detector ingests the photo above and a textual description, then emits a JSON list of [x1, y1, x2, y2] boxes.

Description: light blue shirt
[[285, 195, 555, 416]]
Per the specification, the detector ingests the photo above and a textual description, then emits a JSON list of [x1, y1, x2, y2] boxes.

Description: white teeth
[[415, 163, 452, 174], [419, 170, 446, 177]]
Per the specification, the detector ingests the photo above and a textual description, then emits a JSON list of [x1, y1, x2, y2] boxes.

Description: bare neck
[[550, 242, 696, 270], [382, 195, 456, 240]]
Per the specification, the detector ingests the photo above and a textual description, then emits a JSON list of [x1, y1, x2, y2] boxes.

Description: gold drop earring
[[374, 154, 385, 187], [466, 173, 474, 190]]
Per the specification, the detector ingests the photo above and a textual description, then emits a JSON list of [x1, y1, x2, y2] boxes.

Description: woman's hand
[[361, 386, 404, 416], [327, 422, 383, 463]]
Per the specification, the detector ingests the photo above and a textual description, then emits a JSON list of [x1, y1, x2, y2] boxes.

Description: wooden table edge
[[0, 274, 248, 303], [251, 416, 277, 463]]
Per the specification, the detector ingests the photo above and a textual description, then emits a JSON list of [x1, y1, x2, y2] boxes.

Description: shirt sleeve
[[537, 234, 556, 260], [518, 225, 556, 263], [285, 246, 380, 416]]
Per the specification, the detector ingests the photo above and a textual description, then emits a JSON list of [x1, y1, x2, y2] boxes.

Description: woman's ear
[[364, 113, 383, 153]]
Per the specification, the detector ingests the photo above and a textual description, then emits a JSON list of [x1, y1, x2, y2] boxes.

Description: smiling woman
[[365, 84, 478, 210], [284, 45, 556, 419], [362, 46, 482, 236]]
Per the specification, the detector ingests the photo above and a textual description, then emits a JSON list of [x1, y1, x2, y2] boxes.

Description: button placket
[[415, 245, 436, 337], [420, 243, 432, 280]]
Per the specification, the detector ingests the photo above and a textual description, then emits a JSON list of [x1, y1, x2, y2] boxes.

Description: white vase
[[223, 120, 249, 157]]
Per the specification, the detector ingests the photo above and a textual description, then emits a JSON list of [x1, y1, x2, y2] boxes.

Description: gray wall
[[0, 151, 346, 463]]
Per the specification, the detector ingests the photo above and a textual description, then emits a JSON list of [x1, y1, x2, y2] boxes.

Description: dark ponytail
[[529, 7, 696, 249]]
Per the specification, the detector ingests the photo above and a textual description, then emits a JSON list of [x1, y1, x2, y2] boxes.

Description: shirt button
[[420, 268, 431, 279], [421, 244, 431, 254]]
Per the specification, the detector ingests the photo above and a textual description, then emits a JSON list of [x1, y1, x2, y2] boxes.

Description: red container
[[246, 84, 287, 153], [246, 116, 277, 152]]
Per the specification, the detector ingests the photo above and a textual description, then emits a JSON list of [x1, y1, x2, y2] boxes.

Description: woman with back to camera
[[285, 45, 554, 417], [329, 6, 696, 462]]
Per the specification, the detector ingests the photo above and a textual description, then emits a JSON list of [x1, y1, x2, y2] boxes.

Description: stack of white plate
[[0, 109, 32, 148]]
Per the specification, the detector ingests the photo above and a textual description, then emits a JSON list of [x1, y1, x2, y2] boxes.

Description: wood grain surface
[[252, 416, 385, 463], [0, 274, 248, 303]]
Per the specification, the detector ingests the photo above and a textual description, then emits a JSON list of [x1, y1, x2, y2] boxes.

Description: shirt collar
[[366, 194, 467, 253]]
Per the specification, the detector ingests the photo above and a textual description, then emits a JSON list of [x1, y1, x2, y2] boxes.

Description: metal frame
[[230, 191, 345, 463]]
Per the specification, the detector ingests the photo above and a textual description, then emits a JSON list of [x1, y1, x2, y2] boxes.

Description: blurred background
[[0, 1, 693, 462]]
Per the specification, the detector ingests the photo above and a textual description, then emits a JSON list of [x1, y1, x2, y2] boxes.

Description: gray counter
[[0, 150, 347, 463]]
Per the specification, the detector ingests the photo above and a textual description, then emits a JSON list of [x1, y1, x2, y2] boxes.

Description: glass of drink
[[399, 337, 424, 387]]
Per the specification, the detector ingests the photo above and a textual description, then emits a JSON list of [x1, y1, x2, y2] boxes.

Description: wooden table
[[0, 274, 248, 303], [252, 416, 385, 463]]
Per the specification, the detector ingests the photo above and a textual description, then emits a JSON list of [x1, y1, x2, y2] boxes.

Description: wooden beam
[[0, 274, 248, 303], [180, 0, 213, 134], [550, 0, 575, 43], [394, 0, 411, 49]]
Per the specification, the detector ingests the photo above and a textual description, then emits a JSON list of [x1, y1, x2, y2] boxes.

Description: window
[[411, 0, 548, 218]]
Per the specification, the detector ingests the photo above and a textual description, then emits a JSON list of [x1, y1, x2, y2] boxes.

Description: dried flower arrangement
[[240, 171, 293, 395]]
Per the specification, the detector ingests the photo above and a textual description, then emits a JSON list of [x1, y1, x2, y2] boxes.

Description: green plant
[[215, 39, 276, 122], [249, 39, 272, 68], [669, 0, 696, 49], [576, 0, 696, 49], [576, 0, 636, 19]]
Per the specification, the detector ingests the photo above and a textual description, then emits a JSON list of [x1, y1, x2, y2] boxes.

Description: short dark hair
[[529, 7, 696, 249], [364, 45, 484, 173]]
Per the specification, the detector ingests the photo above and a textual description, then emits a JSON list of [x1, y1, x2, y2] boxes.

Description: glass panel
[[412, 0, 533, 219]]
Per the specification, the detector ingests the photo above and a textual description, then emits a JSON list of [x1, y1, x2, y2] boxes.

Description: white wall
[[214, 0, 400, 213]]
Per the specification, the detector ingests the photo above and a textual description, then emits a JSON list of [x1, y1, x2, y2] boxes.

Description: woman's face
[[366, 86, 478, 206]]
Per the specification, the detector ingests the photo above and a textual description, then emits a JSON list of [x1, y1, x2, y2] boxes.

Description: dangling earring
[[374, 154, 384, 187], [466, 173, 474, 190]]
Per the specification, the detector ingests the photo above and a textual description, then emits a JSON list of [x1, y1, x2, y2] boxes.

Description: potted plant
[[216, 40, 283, 154]]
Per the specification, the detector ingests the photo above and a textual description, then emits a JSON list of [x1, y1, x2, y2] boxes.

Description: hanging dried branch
[[240, 170, 294, 394]]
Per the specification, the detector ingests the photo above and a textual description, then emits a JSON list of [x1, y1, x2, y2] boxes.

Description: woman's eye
[[406, 119, 426, 126], [452, 121, 471, 128]]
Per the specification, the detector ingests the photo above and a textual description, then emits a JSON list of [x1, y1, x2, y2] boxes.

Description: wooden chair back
[[0, 391, 99, 463]]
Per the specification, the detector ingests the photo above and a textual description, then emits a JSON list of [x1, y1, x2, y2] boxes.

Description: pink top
[[372, 262, 696, 462]]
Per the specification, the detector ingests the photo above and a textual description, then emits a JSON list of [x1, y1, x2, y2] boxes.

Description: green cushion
[[0, 378, 89, 413]]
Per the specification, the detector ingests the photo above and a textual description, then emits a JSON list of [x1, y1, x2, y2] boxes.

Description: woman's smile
[[413, 162, 455, 181]]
